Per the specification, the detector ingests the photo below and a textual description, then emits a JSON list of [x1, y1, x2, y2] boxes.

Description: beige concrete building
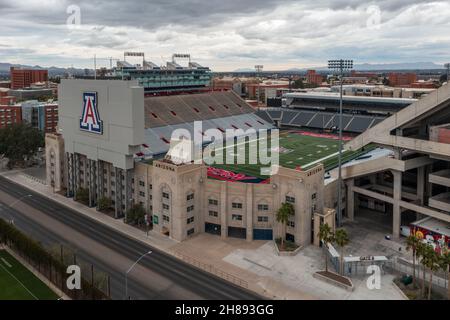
[[338, 82, 450, 238], [46, 79, 332, 246]]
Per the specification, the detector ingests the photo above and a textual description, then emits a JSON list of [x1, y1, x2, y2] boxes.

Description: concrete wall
[[58, 79, 145, 170]]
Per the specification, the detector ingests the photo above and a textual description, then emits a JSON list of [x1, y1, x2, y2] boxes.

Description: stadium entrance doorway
[[228, 227, 246, 239], [205, 223, 221, 236], [253, 229, 273, 240]]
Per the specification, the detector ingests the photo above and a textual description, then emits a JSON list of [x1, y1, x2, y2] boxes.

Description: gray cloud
[[0, 0, 449, 70]]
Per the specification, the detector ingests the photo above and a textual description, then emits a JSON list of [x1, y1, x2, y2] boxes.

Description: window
[[162, 192, 170, 199], [187, 228, 195, 236], [187, 205, 194, 213], [232, 202, 243, 209], [312, 193, 317, 200], [232, 214, 242, 221], [257, 204, 269, 211], [149, 184, 153, 190], [209, 199, 218, 206], [187, 193, 194, 201], [209, 210, 218, 217], [288, 221, 295, 228], [285, 196, 295, 204], [257, 216, 269, 223], [163, 204, 170, 210], [139, 181, 145, 187], [139, 191, 145, 197], [187, 217, 194, 224], [163, 215, 170, 222]]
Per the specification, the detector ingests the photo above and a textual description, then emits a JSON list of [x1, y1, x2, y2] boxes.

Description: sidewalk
[[1, 170, 315, 300]]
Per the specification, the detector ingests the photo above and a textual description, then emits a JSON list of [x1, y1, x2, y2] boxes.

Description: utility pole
[[328, 59, 353, 227]]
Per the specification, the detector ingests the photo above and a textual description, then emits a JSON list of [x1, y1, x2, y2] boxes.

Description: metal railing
[[172, 250, 248, 289], [386, 257, 448, 290]]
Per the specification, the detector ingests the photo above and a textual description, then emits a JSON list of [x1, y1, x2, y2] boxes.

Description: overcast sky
[[1, 0, 449, 71]]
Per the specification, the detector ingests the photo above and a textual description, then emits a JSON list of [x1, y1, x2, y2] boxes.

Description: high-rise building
[[10, 67, 48, 90], [306, 70, 324, 86], [388, 72, 417, 87]]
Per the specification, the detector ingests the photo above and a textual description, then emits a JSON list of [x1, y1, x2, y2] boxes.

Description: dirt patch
[[317, 270, 353, 287]]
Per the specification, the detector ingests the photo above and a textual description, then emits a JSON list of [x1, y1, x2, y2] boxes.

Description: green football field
[[0, 249, 58, 300], [207, 130, 374, 178]]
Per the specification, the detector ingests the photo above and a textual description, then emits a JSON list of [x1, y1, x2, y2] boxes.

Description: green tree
[[318, 223, 335, 272], [421, 245, 440, 300], [97, 196, 111, 211], [406, 234, 421, 287], [75, 187, 89, 204], [439, 247, 450, 300], [334, 228, 350, 275], [0, 123, 44, 168], [126, 203, 146, 225], [416, 241, 428, 297], [276, 202, 295, 249], [291, 79, 304, 89]]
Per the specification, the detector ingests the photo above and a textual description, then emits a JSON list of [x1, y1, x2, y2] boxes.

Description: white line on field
[[0, 260, 39, 300], [302, 152, 339, 169], [1, 257, 12, 268]]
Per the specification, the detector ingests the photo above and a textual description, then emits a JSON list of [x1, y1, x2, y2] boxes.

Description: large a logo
[[80, 92, 103, 134]]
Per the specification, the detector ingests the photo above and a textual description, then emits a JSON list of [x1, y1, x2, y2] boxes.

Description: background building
[[10, 67, 48, 90], [388, 72, 417, 87]]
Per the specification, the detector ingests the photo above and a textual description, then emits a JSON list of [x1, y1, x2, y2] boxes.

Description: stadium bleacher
[[256, 109, 386, 133], [142, 91, 273, 155]]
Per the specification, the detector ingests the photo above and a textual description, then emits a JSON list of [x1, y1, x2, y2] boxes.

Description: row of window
[[209, 198, 296, 210]]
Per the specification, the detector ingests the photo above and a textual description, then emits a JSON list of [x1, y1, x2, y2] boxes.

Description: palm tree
[[416, 241, 427, 297], [276, 202, 295, 249], [334, 228, 350, 275], [318, 223, 335, 272], [422, 245, 440, 300], [406, 234, 421, 287], [438, 247, 450, 300]]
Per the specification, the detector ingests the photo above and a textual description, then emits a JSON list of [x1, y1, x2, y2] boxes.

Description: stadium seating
[[142, 91, 273, 155], [144, 91, 255, 128], [261, 108, 388, 133]]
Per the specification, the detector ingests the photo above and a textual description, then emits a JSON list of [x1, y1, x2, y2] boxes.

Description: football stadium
[[45, 77, 450, 248]]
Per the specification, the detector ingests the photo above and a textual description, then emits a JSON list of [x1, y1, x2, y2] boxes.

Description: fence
[[0, 219, 110, 300], [386, 256, 448, 290], [172, 251, 248, 289]]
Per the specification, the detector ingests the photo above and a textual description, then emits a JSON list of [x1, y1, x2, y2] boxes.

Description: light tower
[[328, 59, 353, 227]]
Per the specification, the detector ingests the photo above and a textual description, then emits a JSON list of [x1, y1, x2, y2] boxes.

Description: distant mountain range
[[233, 62, 444, 73], [0, 62, 92, 77]]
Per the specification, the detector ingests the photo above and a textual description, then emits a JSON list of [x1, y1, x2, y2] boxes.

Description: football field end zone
[[0, 245, 71, 300]]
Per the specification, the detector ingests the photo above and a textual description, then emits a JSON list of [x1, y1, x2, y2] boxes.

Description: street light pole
[[328, 59, 353, 227], [124, 250, 152, 300]]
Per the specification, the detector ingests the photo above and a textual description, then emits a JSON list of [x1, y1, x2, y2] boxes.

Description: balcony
[[429, 169, 450, 187], [429, 192, 450, 212]]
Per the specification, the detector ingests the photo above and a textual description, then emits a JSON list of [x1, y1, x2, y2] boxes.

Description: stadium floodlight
[[328, 59, 353, 227]]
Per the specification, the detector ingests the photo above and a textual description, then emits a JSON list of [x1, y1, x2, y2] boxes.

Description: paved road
[[0, 176, 262, 300]]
